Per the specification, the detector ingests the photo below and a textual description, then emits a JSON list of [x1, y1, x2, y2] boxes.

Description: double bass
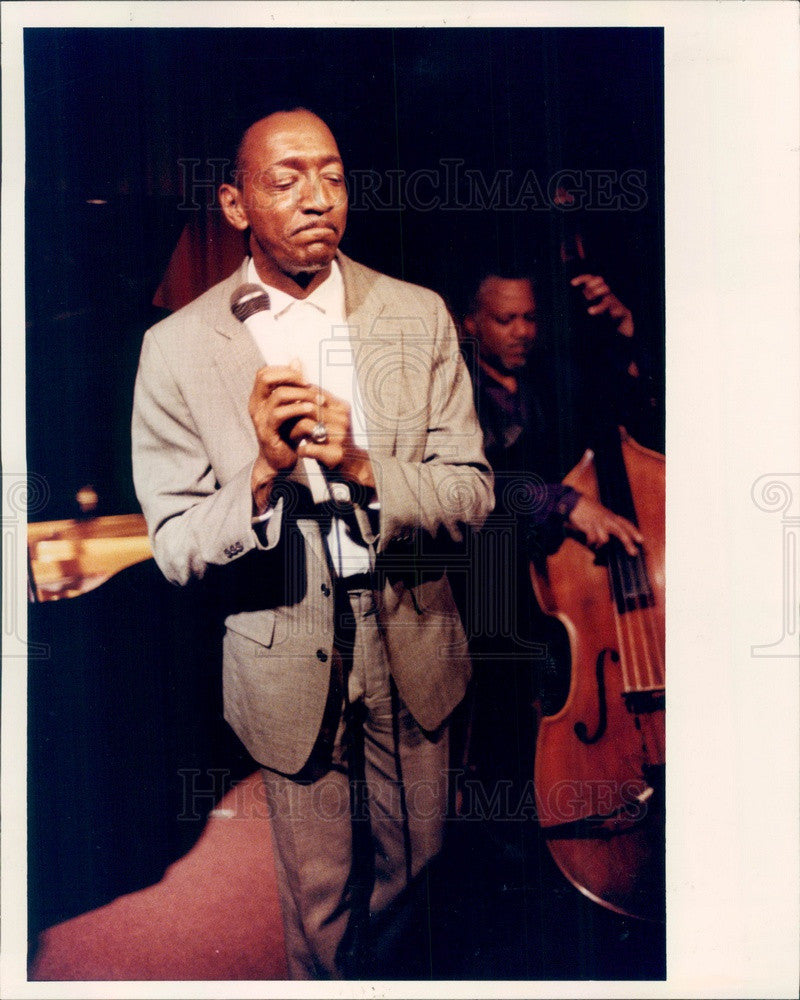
[[530, 230, 665, 922]]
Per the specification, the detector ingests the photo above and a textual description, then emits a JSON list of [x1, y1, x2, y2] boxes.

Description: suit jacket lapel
[[211, 260, 265, 440], [338, 253, 399, 457]]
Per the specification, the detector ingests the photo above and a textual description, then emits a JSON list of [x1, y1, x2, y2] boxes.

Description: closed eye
[[492, 313, 536, 325]]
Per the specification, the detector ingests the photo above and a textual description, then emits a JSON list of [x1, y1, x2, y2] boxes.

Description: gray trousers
[[261, 588, 450, 979]]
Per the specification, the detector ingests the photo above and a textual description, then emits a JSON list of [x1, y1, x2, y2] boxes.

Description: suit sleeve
[[369, 296, 494, 551], [131, 330, 282, 585]]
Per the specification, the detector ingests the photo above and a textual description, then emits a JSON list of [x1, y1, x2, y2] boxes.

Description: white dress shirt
[[246, 258, 372, 577]]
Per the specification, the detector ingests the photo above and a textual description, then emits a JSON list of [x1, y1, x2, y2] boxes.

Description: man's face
[[465, 277, 538, 373], [222, 111, 348, 279]]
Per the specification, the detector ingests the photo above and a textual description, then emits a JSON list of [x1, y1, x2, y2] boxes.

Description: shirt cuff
[[251, 506, 274, 547], [251, 508, 274, 526]]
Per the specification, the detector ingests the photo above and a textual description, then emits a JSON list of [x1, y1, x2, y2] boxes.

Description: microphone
[[231, 283, 296, 368], [230, 283, 330, 503], [230, 282, 270, 322]]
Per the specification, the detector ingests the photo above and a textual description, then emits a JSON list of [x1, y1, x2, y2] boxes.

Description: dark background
[[25, 27, 664, 521], [25, 27, 665, 977]]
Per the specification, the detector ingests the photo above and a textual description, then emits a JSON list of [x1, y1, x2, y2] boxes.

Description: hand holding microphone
[[232, 284, 375, 509], [247, 366, 373, 500], [294, 390, 373, 494], [231, 284, 315, 508], [232, 283, 327, 460], [247, 363, 318, 472]]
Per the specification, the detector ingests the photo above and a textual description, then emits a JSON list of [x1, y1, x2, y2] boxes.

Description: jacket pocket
[[224, 610, 276, 648]]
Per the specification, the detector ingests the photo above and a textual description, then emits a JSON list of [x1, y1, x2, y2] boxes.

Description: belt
[[338, 572, 376, 592]]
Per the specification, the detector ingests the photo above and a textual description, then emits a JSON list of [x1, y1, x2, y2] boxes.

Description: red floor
[[29, 772, 287, 981]]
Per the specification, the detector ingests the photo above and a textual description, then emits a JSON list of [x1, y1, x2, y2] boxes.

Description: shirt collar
[[246, 257, 344, 320]]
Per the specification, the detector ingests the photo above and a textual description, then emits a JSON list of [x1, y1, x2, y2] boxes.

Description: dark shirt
[[473, 361, 579, 550]]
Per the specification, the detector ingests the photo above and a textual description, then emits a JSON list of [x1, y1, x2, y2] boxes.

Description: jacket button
[[316, 649, 328, 663], [321, 583, 331, 597]]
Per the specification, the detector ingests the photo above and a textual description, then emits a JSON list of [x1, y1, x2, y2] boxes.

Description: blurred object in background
[[28, 512, 151, 602], [153, 209, 246, 313], [75, 483, 99, 517]]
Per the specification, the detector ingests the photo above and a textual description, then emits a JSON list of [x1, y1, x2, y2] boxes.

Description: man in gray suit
[[132, 109, 493, 978]]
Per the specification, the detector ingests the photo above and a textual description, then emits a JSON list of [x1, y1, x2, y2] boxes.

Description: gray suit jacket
[[132, 253, 493, 774]]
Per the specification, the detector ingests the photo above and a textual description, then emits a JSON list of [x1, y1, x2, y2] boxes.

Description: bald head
[[234, 109, 339, 186]]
